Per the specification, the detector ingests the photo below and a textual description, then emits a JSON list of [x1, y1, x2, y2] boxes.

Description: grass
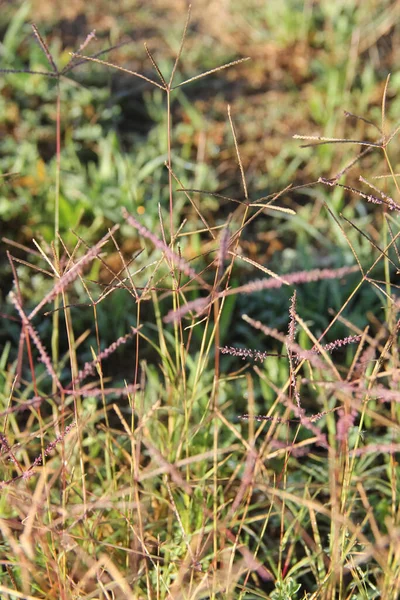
[[1, 2, 400, 599]]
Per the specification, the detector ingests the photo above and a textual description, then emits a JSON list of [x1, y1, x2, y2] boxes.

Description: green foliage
[[270, 577, 301, 600]]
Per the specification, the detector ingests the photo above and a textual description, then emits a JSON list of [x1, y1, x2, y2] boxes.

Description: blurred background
[[1, 0, 400, 358]]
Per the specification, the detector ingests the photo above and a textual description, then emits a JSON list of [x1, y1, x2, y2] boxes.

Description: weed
[[1, 4, 400, 600]]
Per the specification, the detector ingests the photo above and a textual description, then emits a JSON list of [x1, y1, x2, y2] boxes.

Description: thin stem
[[167, 88, 173, 239]]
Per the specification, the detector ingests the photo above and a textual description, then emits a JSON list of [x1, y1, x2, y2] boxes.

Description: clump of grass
[[1, 7, 400, 600]]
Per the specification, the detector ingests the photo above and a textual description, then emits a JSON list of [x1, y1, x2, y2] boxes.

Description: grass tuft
[[1, 3, 400, 599]]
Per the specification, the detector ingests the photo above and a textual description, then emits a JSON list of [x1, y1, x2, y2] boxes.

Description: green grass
[[1, 2, 400, 599]]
